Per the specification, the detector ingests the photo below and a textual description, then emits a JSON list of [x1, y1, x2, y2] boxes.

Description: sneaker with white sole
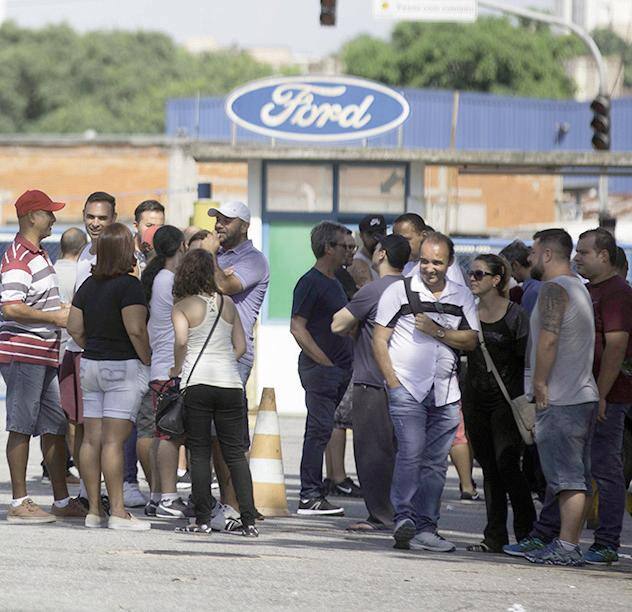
[[156, 497, 189, 518], [7, 498, 56, 524], [410, 531, 456, 552], [85, 513, 107, 529], [210, 502, 243, 532], [297, 497, 344, 516], [123, 482, 147, 508], [525, 538, 584, 566], [108, 513, 151, 531], [176, 470, 192, 490]]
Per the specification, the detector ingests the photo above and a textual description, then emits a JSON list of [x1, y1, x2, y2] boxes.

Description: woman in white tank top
[[169, 248, 258, 536]]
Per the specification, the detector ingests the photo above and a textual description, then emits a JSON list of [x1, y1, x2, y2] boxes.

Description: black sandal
[[175, 523, 212, 534], [466, 542, 499, 553]]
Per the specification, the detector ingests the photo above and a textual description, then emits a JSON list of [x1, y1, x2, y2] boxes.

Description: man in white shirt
[[373, 232, 478, 552]]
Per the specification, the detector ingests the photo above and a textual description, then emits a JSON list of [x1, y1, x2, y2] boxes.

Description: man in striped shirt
[[0, 190, 86, 523]]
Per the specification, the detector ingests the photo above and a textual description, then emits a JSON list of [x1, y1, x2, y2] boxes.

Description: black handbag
[[155, 294, 224, 437]]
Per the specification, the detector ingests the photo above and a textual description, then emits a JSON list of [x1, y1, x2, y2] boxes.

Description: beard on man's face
[[530, 264, 543, 281]]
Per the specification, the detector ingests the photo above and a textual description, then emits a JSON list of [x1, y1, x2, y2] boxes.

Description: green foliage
[[342, 17, 584, 98], [0, 21, 273, 133], [591, 28, 632, 88]]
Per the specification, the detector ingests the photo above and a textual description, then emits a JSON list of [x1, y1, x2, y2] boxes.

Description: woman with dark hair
[[463, 254, 536, 553], [170, 249, 258, 536], [67, 223, 151, 531], [139, 226, 188, 518]]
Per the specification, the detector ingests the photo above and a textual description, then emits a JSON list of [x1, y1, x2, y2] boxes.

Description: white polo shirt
[[375, 273, 478, 407]]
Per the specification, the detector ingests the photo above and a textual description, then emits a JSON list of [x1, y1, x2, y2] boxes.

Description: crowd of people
[[291, 213, 631, 567], [1, 190, 268, 536], [1, 189, 631, 566]]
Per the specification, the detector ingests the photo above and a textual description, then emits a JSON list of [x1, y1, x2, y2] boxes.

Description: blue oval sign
[[225, 76, 410, 142]]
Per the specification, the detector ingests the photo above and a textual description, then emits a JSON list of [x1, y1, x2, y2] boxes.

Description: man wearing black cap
[[0, 190, 87, 523], [348, 214, 387, 287]]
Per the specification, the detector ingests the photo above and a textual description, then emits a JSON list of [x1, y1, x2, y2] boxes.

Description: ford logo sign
[[225, 76, 410, 142]]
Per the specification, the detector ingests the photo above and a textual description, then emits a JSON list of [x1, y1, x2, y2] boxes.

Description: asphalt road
[[0, 410, 631, 611]]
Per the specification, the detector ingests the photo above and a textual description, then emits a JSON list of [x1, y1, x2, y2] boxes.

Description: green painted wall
[[267, 221, 316, 320]]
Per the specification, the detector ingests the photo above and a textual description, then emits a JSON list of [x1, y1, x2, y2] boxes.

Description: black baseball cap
[[359, 214, 387, 235]]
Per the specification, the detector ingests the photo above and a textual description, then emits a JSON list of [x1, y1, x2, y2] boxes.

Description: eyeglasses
[[331, 242, 357, 251], [467, 269, 495, 281]]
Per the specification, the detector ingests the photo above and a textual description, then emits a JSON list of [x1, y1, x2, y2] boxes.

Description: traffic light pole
[[478, 0, 610, 217]]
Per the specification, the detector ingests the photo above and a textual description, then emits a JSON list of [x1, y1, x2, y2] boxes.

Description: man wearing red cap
[[0, 190, 86, 523]]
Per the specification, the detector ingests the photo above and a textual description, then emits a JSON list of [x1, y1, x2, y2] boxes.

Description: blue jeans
[[388, 386, 460, 533], [298, 360, 351, 499]]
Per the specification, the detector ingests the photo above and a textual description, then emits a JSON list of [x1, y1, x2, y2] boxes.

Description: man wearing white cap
[[206, 201, 270, 450]]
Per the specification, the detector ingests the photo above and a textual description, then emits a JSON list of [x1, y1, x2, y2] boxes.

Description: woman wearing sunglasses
[[463, 254, 536, 553]]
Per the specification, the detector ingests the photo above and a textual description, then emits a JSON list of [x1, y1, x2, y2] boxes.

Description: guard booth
[[177, 76, 632, 414]]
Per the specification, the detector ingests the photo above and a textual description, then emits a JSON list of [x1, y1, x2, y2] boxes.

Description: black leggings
[[184, 384, 255, 526]]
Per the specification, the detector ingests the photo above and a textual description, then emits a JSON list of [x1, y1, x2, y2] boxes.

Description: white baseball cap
[[208, 201, 251, 223]]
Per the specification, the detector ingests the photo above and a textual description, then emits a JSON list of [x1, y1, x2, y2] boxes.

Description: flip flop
[[346, 520, 389, 532]]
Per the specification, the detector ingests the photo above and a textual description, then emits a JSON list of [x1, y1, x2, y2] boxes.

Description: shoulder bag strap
[[184, 293, 224, 387], [474, 310, 515, 407]]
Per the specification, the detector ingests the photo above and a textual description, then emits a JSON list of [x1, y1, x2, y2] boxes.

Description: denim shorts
[[0, 361, 67, 437], [80, 358, 149, 421], [535, 402, 597, 495]]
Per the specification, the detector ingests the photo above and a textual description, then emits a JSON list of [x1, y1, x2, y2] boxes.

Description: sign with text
[[225, 76, 410, 142], [373, 0, 477, 22]]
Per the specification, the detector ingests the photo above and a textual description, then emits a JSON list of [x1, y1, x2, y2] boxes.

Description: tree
[[342, 17, 583, 98], [0, 22, 273, 133]]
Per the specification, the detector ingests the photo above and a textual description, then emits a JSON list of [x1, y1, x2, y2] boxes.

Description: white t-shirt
[[148, 269, 175, 381], [54, 258, 77, 361], [375, 273, 478, 406], [66, 244, 96, 354], [403, 259, 467, 286]]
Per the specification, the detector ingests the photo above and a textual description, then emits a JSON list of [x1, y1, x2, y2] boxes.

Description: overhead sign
[[373, 0, 477, 22], [225, 76, 410, 142]]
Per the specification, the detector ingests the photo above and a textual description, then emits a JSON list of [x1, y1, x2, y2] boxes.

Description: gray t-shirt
[[528, 274, 598, 406], [346, 274, 402, 387], [216, 240, 269, 368]]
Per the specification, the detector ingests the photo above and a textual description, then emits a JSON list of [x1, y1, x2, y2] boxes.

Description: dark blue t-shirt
[[291, 267, 353, 370]]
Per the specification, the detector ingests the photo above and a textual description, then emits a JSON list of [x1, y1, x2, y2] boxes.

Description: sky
[[3, 0, 555, 56]]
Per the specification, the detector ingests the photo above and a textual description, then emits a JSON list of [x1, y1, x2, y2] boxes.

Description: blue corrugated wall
[[166, 88, 632, 192]]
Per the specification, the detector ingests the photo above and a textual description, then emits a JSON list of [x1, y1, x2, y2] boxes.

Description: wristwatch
[[435, 327, 446, 339]]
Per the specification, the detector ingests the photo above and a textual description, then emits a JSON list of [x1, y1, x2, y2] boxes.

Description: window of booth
[[338, 164, 407, 215], [266, 163, 333, 213]]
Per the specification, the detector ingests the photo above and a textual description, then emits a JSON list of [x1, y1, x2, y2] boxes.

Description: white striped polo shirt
[[0, 234, 61, 366]]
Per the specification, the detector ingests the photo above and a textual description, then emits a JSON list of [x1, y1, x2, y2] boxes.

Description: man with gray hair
[[291, 221, 353, 516]]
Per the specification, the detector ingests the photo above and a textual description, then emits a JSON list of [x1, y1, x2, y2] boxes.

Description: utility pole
[[478, 0, 610, 220]]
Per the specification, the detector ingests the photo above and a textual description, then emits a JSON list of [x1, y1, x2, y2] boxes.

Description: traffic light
[[320, 0, 336, 26], [590, 95, 610, 151]]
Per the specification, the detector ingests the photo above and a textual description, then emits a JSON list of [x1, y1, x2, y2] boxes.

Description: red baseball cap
[[15, 190, 65, 217]]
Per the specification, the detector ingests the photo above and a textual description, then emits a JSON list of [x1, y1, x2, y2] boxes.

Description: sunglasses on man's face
[[467, 269, 494, 281]]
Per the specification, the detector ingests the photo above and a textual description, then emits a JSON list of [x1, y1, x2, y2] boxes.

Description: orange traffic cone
[[249, 388, 290, 517]]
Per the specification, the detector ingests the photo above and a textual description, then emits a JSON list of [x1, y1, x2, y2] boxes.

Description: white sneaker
[[123, 482, 147, 508], [108, 513, 151, 531], [85, 513, 106, 529], [210, 502, 242, 532], [410, 531, 456, 553]]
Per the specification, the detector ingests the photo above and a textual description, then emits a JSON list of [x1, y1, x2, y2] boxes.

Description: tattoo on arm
[[538, 282, 568, 335]]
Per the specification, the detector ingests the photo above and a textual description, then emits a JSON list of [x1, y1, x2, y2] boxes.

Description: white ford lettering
[[225, 75, 410, 142], [260, 84, 374, 130]]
